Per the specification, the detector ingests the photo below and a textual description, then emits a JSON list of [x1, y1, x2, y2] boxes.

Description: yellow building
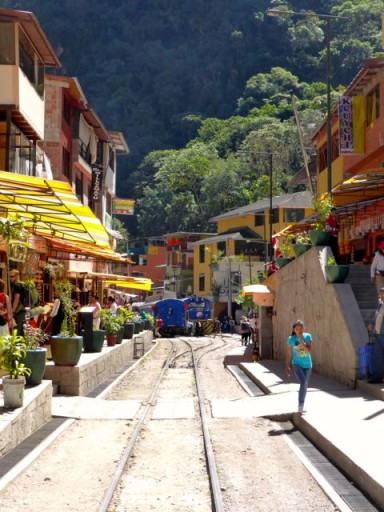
[[193, 191, 314, 310]]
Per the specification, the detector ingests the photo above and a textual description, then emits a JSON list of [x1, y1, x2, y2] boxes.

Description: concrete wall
[[271, 247, 368, 387]]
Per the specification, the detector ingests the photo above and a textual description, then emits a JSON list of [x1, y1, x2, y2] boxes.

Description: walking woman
[[285, 319, 313, 414]]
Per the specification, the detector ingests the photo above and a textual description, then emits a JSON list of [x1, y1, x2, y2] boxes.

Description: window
[[9, 124, 33, 175], [63, 95, 71, 126], [75, 173, 83, 202], [271, 208, 279, 223], [217, 241, 226, 254], [19, 28, 44, 97], [367, 85, 380, 126], [0, 22, 15, 65], [199, 244, 205, 263], [284, 209, 305, 223], [62, 147, 70, 179], [254, 214, 264, 226], [199, 273, 205, 292]]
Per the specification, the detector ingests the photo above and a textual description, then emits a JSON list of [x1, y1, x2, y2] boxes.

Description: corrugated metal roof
[[209, 191, 313, 222]]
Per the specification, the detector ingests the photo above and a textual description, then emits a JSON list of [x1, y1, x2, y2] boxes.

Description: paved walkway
[[213, 360, 384, 510]]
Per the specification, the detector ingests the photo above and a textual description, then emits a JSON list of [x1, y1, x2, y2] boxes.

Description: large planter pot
[[309, 230, 331, 246], [134, 321, 142, 334], [292, 243, 312, 257], [276, 257, 292, 268], [88, 330, 106, 353], [3, 376, 25, 408], [50, 336, 83, 366], [325, 264, 350, 283], [123, 322, 135, 339], [116, 326, 124, 345], [106, 334, 117, 347], [24, 347, 47, 385]]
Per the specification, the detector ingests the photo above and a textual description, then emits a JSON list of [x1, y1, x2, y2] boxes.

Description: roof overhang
[[0, 9, 61, 67], [331, 168, 384, 206], [0, 171, 128, 262]]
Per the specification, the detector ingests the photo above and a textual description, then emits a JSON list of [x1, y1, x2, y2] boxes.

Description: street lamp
[[266, 9, 346, 194]]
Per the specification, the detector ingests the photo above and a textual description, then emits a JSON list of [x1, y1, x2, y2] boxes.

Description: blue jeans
[[371, 334, 384, 380], [293, 365, 312, 406]]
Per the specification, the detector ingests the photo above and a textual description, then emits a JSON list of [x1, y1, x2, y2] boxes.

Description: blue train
[[151, 295, 211, 336]]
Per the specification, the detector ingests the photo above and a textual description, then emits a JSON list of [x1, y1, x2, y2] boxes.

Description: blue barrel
[[357, 344, 374, 379]]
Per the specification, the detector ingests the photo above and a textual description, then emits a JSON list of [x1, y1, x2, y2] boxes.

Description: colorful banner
[[339, 96, 353, 154], [113, 198, 135, 215]]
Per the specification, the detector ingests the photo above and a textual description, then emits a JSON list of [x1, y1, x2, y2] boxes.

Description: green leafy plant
[[294, 231, 311, 244], [23, 323, 49, 350], [99, 309, 122, 336], [312, 196, 333, 231], [0, 330, 31, 379], [211, 250, 225, 263], [116, 307, 135, 325], [53, 280, 77, 337], [327, 256, 336, 265]]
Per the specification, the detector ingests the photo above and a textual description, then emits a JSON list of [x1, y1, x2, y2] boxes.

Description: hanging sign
[[339, 96, 354, 154], [91, 166, 104, 202]]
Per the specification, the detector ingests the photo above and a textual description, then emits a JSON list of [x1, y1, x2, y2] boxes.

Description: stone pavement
[[211, 360, 384, 510]]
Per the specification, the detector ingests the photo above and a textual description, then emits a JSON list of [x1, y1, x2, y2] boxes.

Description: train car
[[151, 298, 187, 336], [150, 296, 212, 336], [181, 295, 211, 321]]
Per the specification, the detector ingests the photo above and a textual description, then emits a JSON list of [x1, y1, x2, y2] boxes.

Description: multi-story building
[[193, 191, 313, 316]]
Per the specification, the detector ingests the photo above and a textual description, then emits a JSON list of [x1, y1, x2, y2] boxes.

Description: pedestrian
[[249, 314, 257, 344], [0, 278, 12, 336], [9, 269, 26, 336], [154, 316, 163, 338], [240, 316, 251, 346], [107, 296, 118, 316], [285, 319, 313, 414], [88, 294, 101, 329], [49, 288, 65, 336], [324, 207, 340, 264], [367, 287, 384, 384], [229, 317, 235, 335], [213, 317, 223, 338], [370, 241, 384, 294], [186, 320, 193, 336]]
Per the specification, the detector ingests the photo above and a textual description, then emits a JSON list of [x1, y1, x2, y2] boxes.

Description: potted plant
[[99, 309, 122, 346], [211, 279, 221, 302], [22, 322, 48, 385], [50, 279, 83, 366], [116, 307, 135, 341], [275, 237, 293, 268], [210, 249, 225, 271], [324, 256, 350, 283], [0, 330, 31, 408], [291, 232, 312, 257], [309, 197, 333, 246]]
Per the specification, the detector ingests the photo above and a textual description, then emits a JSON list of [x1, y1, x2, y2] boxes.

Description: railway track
[[0, 335, 376, 511]]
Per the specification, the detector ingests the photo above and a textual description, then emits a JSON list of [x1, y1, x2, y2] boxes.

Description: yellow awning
[[242, 284, 274, 306], [104, 279, 152, 291], [0, 171, 110, 248], [332, 168, 384, 206], [44, 237, 129, 263]]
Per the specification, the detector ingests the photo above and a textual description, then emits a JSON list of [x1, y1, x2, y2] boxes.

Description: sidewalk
[[211, 360, 384, 510]]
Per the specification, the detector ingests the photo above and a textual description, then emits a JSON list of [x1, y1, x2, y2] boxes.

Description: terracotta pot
[[106, 334, 117, 347]]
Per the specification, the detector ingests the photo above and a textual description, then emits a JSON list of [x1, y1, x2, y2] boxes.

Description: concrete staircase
[[345, 264, 377, 325]]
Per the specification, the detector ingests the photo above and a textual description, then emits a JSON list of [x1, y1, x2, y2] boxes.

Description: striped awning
[[0, 171, 111, 249]]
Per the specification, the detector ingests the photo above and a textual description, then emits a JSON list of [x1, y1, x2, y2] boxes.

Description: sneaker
[[298, 404, 304, 414]]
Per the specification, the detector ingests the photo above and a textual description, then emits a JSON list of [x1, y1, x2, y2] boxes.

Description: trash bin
[[357, 344, 374, 379], [78, 306, 95, 353]]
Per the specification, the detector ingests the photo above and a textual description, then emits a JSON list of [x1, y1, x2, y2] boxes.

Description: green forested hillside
[[1, 0, 384, 236]]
